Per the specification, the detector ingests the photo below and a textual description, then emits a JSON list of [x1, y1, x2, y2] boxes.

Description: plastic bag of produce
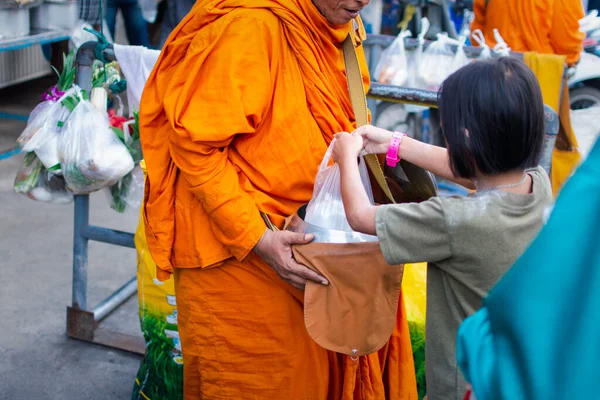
[[305, 138, 374, 233], [375, 30, 411, 86], [107, 164, 144, 213], [450, 36, 470, 74], [471, 29, 492, 60], [59, 96, 134, 194], [419, 33, 455, 91], [13, 152, 73, 204], [17, 86, 81, 171]]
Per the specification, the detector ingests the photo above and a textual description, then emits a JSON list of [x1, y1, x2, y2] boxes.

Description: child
[[331, 57, 553, 400]]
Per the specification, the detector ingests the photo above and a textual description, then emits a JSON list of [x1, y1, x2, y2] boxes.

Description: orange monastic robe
[[140, 0, 418, 399], [471, 0, 584, 65]]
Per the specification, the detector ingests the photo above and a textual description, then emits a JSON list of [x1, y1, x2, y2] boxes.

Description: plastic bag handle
[[493, 28, 511, 56], [471, 29, 489, 49], [318, 138, 336, 172], [418, 17, 430, 43]]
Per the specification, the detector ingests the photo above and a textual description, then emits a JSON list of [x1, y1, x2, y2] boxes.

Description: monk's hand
[[352, 125, 395, 154], [332, 132, 363, 164], [254, 230, 329, 290]]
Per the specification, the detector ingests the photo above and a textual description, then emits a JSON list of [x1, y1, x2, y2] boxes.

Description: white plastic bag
[[471, 29, 492, 60], [375, 30, 411, 86], [106, 164, 144, 213], [450, 36, 470, 74], [13, 152, 73, 204], [419, 33, 456, 90], [305, 139, 374, 233], [408, 17, 430, 89], [69, 20, 114, 52], [17, 86, 80, 171], [59, 97, 134, 194], [493, 29, 511, 57]]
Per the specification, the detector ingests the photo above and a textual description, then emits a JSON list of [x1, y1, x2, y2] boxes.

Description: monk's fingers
[[285, 274, 307, 291], [287, 261, 328, 285]]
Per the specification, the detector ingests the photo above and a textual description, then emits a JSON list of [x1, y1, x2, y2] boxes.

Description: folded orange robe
[[471, 0, 584, 65], [139, 0, 418, 398]]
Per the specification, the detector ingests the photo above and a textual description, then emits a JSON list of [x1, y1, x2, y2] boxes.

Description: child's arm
[[332, 133, 377, 235], [354, 125, 475, 190]]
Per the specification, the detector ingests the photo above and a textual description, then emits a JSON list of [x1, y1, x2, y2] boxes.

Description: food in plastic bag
[[107, 164, 144, 213], [305, 139, 374, 233], [59, 97, 135, 194], [419, 33, 456, 91], [375, 30, 411, 86], [17, 86, 81, 171], [471, 29, 492, 60], [13, 152, 73, 204]]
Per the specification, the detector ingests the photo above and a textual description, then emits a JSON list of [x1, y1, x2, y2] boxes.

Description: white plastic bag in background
[[419, 33, 456, 91], [59, 98, 134, 194], [69, 20, 114, 52], [471, 29, 492, 60], [305, 139, 374, 233], [13, 152, 73, 204], [408, 17, 430, 89], [493, 29, 511, 57], [17, 86, 81, 172], [106, 164, 144, 213], [375, 30, 411, 86], [450, 36, 470, 75]]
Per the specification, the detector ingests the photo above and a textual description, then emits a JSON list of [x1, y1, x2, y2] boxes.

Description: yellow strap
[[341, 34, 396, 204]]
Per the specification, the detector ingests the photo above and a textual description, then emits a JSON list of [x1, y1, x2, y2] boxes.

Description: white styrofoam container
[[30, 0, 78, 30], [0, 44, 51, 89], [0, 7, 30, 39]]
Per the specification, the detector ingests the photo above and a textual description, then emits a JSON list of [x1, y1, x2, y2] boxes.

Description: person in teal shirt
[[457, 137, 600, 399]]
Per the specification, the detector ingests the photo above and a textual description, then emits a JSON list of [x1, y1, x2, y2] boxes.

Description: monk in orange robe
[[139, 0, 418, 399], [471, 0, 585, 65]]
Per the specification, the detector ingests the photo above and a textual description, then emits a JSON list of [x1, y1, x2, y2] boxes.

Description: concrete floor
[[0, 77, 143, 399]]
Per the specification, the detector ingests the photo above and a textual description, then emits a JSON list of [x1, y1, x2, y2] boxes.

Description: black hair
[[438, 57, 545, 179]]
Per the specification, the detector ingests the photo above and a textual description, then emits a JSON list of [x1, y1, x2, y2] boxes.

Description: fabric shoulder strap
[[341, 33, 395, 204]]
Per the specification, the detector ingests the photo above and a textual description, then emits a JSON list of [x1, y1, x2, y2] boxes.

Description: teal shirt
[[457, 137, 600, 399]]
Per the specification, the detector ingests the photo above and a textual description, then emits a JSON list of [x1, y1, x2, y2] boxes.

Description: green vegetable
[[51, 50, 76, 92]]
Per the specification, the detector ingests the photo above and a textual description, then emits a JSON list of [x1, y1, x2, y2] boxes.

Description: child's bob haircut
[[438, 57, 545, 179]]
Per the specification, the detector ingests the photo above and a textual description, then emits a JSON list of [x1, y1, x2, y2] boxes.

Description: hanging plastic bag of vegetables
[[106, 111, 144, 213], [16, 52, 78, 172], [13, 152, 73, 204], [59, 87, 135, 194]]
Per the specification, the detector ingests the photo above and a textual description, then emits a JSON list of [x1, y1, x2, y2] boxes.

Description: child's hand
[[352, 125, 395, 154], [332, 132, 363, 164]]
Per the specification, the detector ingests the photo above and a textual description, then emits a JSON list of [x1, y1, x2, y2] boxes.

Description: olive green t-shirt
[[375, 166, 553, 400]]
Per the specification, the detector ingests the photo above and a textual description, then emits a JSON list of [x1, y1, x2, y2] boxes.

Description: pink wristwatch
[[386, 132, 406, 167]]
